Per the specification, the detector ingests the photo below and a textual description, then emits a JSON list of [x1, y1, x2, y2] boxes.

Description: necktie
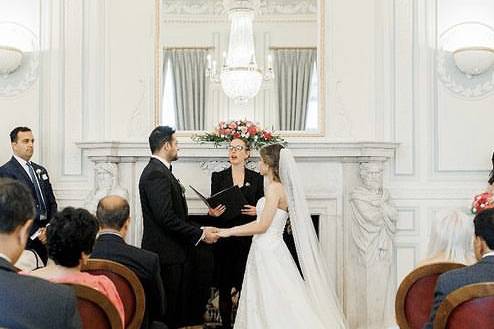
[[169, 164, 172, 173], [26, 162, 47, 219]]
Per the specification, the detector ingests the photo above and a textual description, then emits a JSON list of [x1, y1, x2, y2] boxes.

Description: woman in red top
[[29, 207, 125, 327]]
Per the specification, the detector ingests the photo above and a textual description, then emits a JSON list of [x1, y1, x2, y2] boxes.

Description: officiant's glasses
[[228, 145, 245, 152]]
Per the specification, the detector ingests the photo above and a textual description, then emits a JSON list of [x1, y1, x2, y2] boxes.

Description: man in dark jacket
[[424, 208, 494, 328], [139, 126, 219, 329], [0, 126, 57, 264], [92, 195, 167, 329], [0, 177, 81, 329]]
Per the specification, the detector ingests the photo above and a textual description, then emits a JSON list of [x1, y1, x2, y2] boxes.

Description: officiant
[[208, 138, 264, 329]]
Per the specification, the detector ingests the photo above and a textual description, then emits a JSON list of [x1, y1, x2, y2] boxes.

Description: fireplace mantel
[[77, 140, 398, 161]]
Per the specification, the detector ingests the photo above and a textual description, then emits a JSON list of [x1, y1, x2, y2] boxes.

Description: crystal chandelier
[[206, 1, 274, 104]]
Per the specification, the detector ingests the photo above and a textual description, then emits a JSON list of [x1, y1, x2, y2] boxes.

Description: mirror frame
[[154, 0, 325, 137]]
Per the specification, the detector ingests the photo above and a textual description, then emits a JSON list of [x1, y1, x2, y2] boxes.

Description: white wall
[[2, 0, 494, 322], [378, 0, 494, 289], [0, 0, 40, 164]]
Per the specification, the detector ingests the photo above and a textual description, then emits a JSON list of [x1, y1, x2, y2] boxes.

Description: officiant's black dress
[[210, 167, 264, 328]]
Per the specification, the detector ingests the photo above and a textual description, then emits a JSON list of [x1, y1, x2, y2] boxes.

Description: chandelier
[[206, 1, 274, 104]]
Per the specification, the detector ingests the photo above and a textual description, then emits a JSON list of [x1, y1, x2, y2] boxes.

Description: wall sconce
[[0, 45, 23, 77], [453, 46, 494, 77], [437, 22, 494, 98]]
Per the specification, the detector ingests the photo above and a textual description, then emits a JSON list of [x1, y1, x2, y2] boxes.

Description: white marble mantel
[[77, 140, 398, 328], [77, 140, 397, 159]]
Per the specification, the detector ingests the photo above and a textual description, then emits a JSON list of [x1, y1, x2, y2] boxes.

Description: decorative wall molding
[[0, 22, 39, 97], [162, 0, 317, 22]]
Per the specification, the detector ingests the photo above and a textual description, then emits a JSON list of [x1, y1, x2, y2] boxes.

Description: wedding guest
[[92, 195, 167, 329], [417, 209, 476, 267], [208, 138, 264, 329], [29, 207, 125, 327], [0, 178, 81, 329], [424, 208, 494, 329], [0, 126, 58, 265]]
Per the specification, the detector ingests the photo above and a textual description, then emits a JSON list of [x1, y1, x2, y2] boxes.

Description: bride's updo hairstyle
[[259, 144, 285, 182]]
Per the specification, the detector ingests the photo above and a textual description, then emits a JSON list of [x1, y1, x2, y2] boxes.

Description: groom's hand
[[202, 226, 220, 244]]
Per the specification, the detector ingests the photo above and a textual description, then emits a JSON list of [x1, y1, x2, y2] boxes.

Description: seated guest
[[91, 195, 167, 329], [0, 178, 81, 329], [29, 207, 125, 327], [417, 209, 476, 267], [424, 208, 494, 329]]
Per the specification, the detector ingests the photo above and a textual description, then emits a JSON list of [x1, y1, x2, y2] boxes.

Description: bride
[[217, 144, 347, 329]]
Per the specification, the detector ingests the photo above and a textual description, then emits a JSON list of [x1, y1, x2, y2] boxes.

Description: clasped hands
[[201, 226, 233, 244]]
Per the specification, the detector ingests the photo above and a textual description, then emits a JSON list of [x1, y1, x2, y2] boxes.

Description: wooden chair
[[82, 259, 145, 329], [433, 283, 494, 329], [395, 262, 465, 329], [67, 283, 122, 329]]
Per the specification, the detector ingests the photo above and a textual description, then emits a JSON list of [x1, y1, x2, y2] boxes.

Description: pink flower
[[248, 126, 257, 135], [229, 122, 237, 129], [224, 128, 232, 135], [262, 131, 272, 140]]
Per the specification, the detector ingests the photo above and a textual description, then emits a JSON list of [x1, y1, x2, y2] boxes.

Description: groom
[[140, 126, 219, 329]]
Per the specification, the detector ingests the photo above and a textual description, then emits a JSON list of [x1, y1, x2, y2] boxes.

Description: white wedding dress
[[233, 149, 347, 329], [234, 197, 330, 328]]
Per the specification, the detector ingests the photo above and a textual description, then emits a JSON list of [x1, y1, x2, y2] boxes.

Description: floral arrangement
[[192, 119, 286, 150], [471, 191, 494, 214]]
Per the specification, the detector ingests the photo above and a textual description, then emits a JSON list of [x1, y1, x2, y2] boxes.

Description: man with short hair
[[139, 126, 219, 329], [0, 177, 81, 329], [424, 208, 494, 329], [91, 195, 167, 329], [0, 126, 57, 264]]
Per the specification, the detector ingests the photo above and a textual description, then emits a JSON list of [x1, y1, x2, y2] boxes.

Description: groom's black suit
[[139, 157, 203, 328]]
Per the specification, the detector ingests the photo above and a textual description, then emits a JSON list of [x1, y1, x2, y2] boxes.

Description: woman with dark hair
[[217, 144, 347, 329], [29, 207, 125, 327], [208, 138, 264, 329]]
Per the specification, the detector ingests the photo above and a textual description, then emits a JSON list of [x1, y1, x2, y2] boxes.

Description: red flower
[[248, 126, 257, 135], [233, 132, 241, 138], [262, 131, 272, 140]]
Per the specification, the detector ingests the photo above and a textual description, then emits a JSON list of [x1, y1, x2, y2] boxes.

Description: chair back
[[395, 262, 465, 329], [67, 283, 122, 329], [433, 283, 494, 329], [83, 258, 145, 329]]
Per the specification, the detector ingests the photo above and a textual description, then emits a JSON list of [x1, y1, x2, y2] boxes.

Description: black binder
[[189, 185, 248, 221]]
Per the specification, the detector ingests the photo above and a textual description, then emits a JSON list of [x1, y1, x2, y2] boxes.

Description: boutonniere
[[35, 169, 48, 181], [245, 182, 251, 187]]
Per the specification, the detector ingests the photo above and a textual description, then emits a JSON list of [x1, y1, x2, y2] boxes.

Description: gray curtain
[[274, 48, 316, 130], [166, 49, 208, 130]]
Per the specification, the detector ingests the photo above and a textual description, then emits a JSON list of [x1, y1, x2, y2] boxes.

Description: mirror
[[155, 0, 324, 134]]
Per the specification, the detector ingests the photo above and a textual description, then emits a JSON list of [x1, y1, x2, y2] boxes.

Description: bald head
[[96, 195, 130, 230]]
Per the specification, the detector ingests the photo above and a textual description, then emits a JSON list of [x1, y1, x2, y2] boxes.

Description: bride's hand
[[218, 228, 232, 238]]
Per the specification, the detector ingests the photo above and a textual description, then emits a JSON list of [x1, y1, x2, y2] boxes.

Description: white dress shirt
[[13, 154, 32, 180], [0, 253, 12, 263]]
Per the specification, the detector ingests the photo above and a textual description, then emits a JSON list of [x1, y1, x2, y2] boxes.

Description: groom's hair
[[260, 144, 285, 182], [149, 126, 175, 154]]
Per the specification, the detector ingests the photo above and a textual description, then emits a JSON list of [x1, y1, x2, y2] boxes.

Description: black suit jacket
[[211, 167, 264, 227], [424, 256, 494, 329], [0, 257, 81, 329], [91, 233, 166, 329], [139, 158, 203, 265], [0, 156, 57, 233]]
